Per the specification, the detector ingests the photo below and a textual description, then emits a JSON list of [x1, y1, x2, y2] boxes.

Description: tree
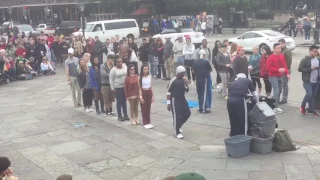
[[207, 0, 264, 11]]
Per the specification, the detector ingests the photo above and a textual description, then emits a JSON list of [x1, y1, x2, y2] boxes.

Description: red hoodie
[[16, 48, 26, 58], [266, 53, 289, 77]]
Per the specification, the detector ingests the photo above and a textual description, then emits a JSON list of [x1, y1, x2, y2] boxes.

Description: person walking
[[100, 55, 116, 116], [110, 58, 129, 121], [248, 46, 262, 94], [260, 46, 272, 97], [288, 14, 296, 37], [65, 48, 82, 108], [78, 58, 94, 112], [124, 64, 140, 125], [163, 37, 174, 80], [233, 46, 248, 78], [89, 57, 105, 114], [216, 44, 231, 98], [303, 18, 312, 41], [278, 39, 292, 104], [193, 49, 212, 113], [183, 36, 195, 84], [267, 43, 290, 113], [139, 64, 154, 129], [298, 45, 320, 115], [155, 37, 166, 79], [167, 66, 191, 139]]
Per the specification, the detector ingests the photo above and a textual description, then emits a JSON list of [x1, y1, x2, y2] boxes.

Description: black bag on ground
[[259, 96, 275, 109], [250, 124, 268, 139], [273, 129, 296, 152]]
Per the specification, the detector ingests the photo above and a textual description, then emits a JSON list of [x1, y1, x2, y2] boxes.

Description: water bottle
[[75, 124, 86, 128]]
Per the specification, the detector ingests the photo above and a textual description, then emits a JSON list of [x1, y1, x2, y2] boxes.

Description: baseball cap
[[185, 35, 191, 40], [175, 172, 206, 180], [176, 66, 186, 74], [68, 48, 74, 54]]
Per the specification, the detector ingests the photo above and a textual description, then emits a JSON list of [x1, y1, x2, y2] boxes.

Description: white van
[[73, 19, 140, 40]]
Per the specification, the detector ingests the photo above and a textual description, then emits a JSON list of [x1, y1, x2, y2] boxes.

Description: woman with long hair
[[230, 43, 238, 62], [41, 56, 55, 75], [155, 37, 166, 79], [109, 58, 129, 121], [83, 53, 92, 67], [81, 36, 87, 53], [260, 46, 272, 97], [128, 38, 138, 56], [124, 64, 140, 125], [139, 64, 154, 129], [89, 57, 104, 114], [212, 40, 221, 84], [78, 58, 94, 112]]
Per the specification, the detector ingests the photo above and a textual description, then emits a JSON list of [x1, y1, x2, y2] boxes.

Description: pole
[[82, 12, 85, 38], [315, 11, 320, 45], [46, 0, 49, 22]]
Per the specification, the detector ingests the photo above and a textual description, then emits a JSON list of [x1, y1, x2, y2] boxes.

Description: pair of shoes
[[144, 124, 154, 129], [135, 119, 141, 124], [89, 107, 94, 112], [123, 115, 130, 121], [85, 108, 90, 113], [274, 108, 284, 114], [176, 134, 184, 139], [279, 100, 287, 105]]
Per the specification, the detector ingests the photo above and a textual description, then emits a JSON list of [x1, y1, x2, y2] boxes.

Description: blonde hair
[[78, 58, 89, 73], [230, 43, 238, 55]]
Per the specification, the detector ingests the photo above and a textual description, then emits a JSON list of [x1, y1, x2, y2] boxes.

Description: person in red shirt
[[15, 44, 27, 58], [266, 43, 290, 114], [0, 40, 6, 50]]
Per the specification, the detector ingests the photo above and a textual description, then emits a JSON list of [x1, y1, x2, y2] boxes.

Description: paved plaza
[[1, 35, 320, 180]]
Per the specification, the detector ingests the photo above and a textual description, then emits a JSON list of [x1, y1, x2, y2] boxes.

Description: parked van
[[73, 19, 140, 40]]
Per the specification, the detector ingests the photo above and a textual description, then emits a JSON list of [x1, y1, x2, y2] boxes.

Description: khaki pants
[[70, 76, 81, 105], [128, 98, 139, 120], [165, 57, 175, 78]]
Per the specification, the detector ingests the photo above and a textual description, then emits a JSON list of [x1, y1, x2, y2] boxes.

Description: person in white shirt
[[41, 56, 55, 75], [201, 20, 207, 37], [173, 35, 185, 67], [182, 36, 195, 84]]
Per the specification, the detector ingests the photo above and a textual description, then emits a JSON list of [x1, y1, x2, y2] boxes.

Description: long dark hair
[[262, 46, 272, 57], [92, 56, 100, 69], [126, 64, 136, 76], [139, 64, 149, 87], [213, 40, 221, 56]]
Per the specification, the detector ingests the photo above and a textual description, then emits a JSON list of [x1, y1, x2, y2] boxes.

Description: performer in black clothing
[[167, 66, 191, 139], [26, 38, 37, 71], [227, 73, 259, 136]]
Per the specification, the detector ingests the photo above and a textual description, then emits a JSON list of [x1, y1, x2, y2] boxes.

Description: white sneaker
[[89, 107, 94, 112], [176, 134, 184, 139], [144, 124, 154, 129], [85, 108, 90, 113], [179, 128, 182, 133], [274, 108, 284, 114]]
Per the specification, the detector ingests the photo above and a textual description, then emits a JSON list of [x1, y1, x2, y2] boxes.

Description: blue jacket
[[89, 66, 101, 92], [303, 21, 312, 31], [248, 53, 261, 75]]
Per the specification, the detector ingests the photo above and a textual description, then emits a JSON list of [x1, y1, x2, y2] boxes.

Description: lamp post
[[78, 2, 86, 38], [315, 10, 320, 45], [8, 6, 12, 29]]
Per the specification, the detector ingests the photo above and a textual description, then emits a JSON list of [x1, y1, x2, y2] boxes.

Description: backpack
[[273, 129, 296, 152], [250, 125, 268, 139]]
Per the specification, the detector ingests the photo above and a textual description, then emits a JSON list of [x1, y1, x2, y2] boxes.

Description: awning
[[132, 9, 149, 15]]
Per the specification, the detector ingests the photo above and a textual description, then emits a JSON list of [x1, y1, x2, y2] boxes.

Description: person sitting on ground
[[56, 174, 72, 180], [41, 56, 55, 75], [0, 157, 18, 180]]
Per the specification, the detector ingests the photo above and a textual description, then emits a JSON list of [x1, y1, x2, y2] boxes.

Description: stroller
[[16, 56, 35, 80]]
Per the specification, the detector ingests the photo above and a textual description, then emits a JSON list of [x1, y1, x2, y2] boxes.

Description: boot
[[95, 100, 101, 114], [100, 100, 105, 113]]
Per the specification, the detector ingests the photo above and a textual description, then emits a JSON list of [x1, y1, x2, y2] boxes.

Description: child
[[0, 157, 18, 180]]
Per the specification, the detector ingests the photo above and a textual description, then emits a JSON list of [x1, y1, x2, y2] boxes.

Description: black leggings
[[83, 88, 93, 108], [251, 77, 262, 89], [263, 78, 272, 94]]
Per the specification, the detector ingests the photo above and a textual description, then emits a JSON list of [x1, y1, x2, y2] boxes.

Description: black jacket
[[233, 55, 248, 77], [35, 43, 47, 60], [139, 43, 149, 62], [298, 56, 320, 83], [51, 42, 60, 55], [60, 42, 70, 55], [26, 44, 37, 59]]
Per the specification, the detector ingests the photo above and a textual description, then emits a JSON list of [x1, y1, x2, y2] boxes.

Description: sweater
[[109, 64, 127, 90], [216, 51, 231, 73], [163, 40, 173, 59], [281, 47, 292, 70], [266, 53, 289, 77], [173, 41, 184, 56], [233, 55, 248, 77], [183, 43, 195, 60], [100, 63, 112, 86], [124, 75, 140, 98], [298, 56, 320, 83], [260, 55, 269, 78], [248, 53, 261, 75], [89, 66, 101, 92], [78, 70, 91, 89]]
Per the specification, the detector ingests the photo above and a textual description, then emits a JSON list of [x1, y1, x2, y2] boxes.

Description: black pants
[[196, 78, 208, 112], [157, 64, 166, 78], [263, 78, 272, 94], [289, 27, 296, 37], [295, 29, 303, 37], [171, 97, 191, 135], [83, 88, 93, 108], [185, 60, 195, 81], [202, 30, 206, 36], [251, 76, 262, 89], [115, 87, 128, 117], [216, 72, 222, 84], [227, 96, 248, 136]]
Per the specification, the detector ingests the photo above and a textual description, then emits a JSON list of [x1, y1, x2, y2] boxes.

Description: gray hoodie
[[163, 40, 173, 60], [100, 63, 112, 86]]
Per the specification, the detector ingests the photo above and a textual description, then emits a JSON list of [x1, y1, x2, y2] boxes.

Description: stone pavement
[[1, 68, 320, 180]]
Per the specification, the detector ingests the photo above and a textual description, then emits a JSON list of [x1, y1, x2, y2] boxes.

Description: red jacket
[[266, 53, 289, 77], [48, 36, 54, 48], [0, 43, 6, 50], [260, 55, 269, 77], [16, 48, 26, 58]]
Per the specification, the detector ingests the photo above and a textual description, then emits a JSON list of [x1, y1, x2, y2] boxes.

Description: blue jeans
[[115, 87, 127, 117], [305, 29, 311, 40], [269, 76, 283, 108], [148, 55, 158, 77], [302, 83, 319, 111], [175, 56, 185, 66]]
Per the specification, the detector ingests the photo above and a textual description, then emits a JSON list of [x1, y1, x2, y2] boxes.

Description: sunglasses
[[130, 68, 135, 70]]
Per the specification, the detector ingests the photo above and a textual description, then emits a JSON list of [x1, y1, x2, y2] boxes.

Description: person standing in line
[[260, 46, 272, 97], [138, 38, 149, 64], [139, 64, 154, 129], [163, 37, 174, 80], [109, 58, 129, 121], [248, 46, 262, 94], [89, 57, 105, 114], [100, 55, 116, 116], [65, 48, 82, 108], [124, 64, 140, 125], [298, 45, 320, 115], [233, 46, 248, 78], [78, 58, 94, 113], [94, 36, 103, 64], [183, 36, 195, 84], [304, 18, 312, 41], [155, 37, 166, 79], [173, 35, 185, 67], [278, 39, 292, 104], [216, 44, 231, 98], [193, 49, 212, 113], [267, 43, 290, 114], [167, 66, 191, 139], [147, 38, 157, 78]]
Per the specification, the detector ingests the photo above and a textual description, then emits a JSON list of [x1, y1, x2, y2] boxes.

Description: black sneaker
[[279, 100, 287, 105], [123, 115, 130, 121], [118, 117, 125, 121], [96, 110, 101, 114]]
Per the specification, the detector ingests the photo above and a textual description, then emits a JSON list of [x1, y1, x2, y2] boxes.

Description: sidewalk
[[1, 69, 320, 179]]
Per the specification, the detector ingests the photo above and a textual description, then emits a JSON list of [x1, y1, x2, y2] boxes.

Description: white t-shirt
[[201, 22, 207, 30]]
